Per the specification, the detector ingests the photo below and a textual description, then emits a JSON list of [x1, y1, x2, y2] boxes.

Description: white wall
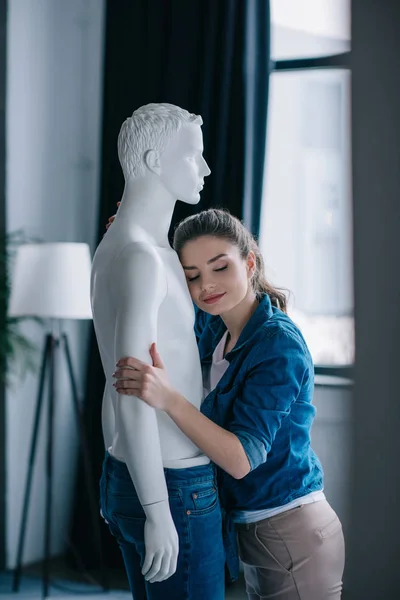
[[6, 0, 105, 568], [312, 378, 353, 535]]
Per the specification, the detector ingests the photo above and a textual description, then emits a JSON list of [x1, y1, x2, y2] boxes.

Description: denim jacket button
[[193, 494, 198, 499], [187, 510, 191, 515]]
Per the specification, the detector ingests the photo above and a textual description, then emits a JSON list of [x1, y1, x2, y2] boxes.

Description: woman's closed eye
[[187, 265, 227, 283]]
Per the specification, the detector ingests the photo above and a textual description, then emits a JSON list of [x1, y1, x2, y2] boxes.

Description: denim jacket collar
[[203, 294, 274, 363]]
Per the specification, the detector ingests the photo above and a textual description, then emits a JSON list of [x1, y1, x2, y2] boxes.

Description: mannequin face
[[158, 124, 211, 204]]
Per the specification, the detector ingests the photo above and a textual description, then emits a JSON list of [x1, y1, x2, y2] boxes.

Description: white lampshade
[[9, 243, 93, 320]]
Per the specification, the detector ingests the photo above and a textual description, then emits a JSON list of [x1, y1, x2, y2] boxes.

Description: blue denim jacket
[[195, 294, 324, 514]]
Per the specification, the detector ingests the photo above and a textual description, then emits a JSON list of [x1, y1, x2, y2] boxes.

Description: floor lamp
[[8, 243, 108, 598]]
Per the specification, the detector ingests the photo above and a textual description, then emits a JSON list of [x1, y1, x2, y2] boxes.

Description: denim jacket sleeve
[[229, 330, 310, 472]]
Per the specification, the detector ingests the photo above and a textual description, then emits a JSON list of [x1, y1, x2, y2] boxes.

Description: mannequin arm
[[111, 243, 178, 582], [101, 383, 114, 450], [111, 243, 168, 504]]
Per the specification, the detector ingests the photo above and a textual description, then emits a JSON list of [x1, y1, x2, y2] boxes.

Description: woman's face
[[180, 235, 255, 315]]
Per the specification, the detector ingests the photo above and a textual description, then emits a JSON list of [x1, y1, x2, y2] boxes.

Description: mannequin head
[[118, 103, 211, 204]]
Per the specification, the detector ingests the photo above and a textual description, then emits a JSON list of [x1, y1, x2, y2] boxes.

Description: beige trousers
[[236, 500, 345, 600]]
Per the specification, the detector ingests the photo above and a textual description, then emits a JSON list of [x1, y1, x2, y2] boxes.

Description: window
[[260, 0, 353, 367]]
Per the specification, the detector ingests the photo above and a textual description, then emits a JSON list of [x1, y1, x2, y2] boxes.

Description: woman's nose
[[201, 280, 216, 292]]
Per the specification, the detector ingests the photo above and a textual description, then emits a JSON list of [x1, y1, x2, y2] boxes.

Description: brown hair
[[173, 208, 288, 313]]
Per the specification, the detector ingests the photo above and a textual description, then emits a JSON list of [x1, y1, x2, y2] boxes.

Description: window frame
[[270, 48, 353, 378]]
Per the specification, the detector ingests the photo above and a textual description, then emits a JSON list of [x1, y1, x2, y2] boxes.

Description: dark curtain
[[69, 0, 270, 570]]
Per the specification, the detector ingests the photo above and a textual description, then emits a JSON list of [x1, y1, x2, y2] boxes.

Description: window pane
[[271, 0, 351, 60], [260, 69, 354, 365]]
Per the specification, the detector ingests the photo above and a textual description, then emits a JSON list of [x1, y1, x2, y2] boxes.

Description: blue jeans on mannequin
[[100, 453, 225, 600]]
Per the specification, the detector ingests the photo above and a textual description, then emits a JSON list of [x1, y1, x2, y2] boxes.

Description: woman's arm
[[115, 331, 311, 480], [114, 346, 250, 479], [167, 392, 250, 479]]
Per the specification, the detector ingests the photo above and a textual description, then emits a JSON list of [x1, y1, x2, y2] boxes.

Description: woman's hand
[[113, 343, 176, 411], [106, 201, 120, 230]]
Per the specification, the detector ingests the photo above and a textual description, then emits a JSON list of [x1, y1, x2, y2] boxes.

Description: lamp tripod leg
[[12, 334, 52, 593], [42, 335, 57, 599]]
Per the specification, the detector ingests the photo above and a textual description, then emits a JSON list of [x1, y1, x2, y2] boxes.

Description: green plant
[[0, 230, 43, 383]]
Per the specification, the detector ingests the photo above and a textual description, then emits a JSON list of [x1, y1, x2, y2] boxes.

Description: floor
[[0, 566, 247, 599]]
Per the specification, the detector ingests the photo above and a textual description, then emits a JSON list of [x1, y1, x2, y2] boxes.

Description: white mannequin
[[90, 103, 211, 582]]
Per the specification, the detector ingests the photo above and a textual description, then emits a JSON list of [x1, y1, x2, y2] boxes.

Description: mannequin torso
[[91, 222, 209, 468]]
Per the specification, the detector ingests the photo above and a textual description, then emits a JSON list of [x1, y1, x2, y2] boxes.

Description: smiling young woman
[[112, 208, 345, 599]]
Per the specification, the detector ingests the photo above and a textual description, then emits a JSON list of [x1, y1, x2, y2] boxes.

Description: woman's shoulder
[[249, 309, 313, 367], [265, 308, 305, 338]]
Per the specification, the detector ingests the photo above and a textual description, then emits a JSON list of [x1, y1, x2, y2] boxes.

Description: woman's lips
[[203, 293, 226, 305]]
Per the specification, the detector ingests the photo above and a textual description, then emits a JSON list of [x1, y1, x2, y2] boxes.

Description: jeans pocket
[[106, 476, 146, 521], [106, 519, 123, 542], [113, 512, 146, 546], [190, 485, 218, 515], [99, 471, 111, 523], [107, 480, 139, 498]]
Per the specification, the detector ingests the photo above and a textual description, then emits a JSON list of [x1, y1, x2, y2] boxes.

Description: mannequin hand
[[105, 201, 120, 230], [142, 500, 179, 583], [114, 344, 176, 411]]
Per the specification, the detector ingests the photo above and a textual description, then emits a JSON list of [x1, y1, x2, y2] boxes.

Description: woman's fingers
[[105, 202, 120, 230], [113, 368, 139, 380], [116, 380, 138, 389], [113, 358, 153, 396], [117, 356, 144, 369], [115, 381, 140, 395], [114, 378, 140, 390], [115, 389, 135, 395], [150, 343, 165, 369]]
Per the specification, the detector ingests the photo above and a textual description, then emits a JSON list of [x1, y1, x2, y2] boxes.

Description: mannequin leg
[[115, 538, 148, 600], [100, 455, 225, 600]]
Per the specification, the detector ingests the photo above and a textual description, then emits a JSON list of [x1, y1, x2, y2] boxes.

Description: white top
[[203, 330, 230, 399], [204, 329, 325, 523], [210, 330, 230, 390]]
